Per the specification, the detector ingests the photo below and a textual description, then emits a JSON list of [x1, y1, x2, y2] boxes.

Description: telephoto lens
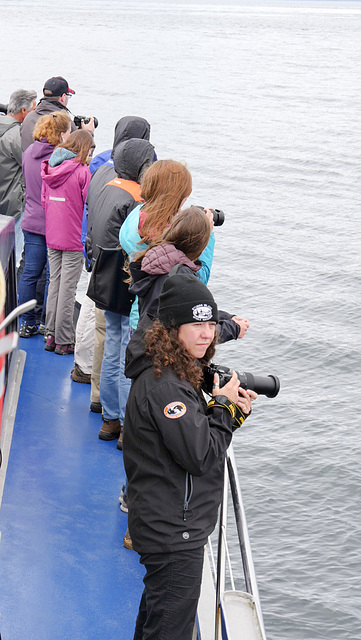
[[203, 364, 280, 398]]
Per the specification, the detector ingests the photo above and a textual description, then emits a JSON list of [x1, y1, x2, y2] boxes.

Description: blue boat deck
[[0, 334, 143, 640]]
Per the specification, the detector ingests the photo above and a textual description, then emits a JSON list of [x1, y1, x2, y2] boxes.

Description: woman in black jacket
[[123, 274, 256, 640]]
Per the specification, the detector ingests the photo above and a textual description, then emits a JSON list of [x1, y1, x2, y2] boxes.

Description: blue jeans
[[18, 231, 49, 325], [99, 311, 131, 422]]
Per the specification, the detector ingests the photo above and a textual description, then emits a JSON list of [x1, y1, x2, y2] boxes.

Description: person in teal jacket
[[119, 159, 215, 331]]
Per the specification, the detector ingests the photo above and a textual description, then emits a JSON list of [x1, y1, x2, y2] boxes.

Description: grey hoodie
[[0, 115, 24, 218], [86, 137, 155, 267]]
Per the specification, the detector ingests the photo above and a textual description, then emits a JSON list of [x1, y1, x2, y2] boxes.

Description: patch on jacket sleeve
[[164, 402, 187, 419]]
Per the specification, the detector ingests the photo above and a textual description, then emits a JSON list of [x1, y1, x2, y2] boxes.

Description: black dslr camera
[[74, 115, 99, 129], [203, 363, 280, 398], [196, 206, 225, 227]]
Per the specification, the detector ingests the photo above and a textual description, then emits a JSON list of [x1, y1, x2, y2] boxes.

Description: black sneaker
[[19, 324, 38, 338], [90, 402, 102, 413], [38, 324, 46, 335]]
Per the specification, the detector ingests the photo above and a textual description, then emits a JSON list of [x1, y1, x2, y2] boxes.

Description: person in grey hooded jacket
[[0, 89, 37, 260], [86, 137, 155, 443], [85, 116, 154, 266]]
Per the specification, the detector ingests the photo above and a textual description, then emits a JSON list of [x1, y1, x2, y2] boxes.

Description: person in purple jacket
[[41, 130, 95, 355], [18, 111, 72, 337]]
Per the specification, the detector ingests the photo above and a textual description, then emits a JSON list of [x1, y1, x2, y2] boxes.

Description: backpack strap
[[168, 264, 184, 277]]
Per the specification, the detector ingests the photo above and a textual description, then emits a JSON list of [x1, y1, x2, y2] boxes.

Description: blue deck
[[0, 334, 143, 640]]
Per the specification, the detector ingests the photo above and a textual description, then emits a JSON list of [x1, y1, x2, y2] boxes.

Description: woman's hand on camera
[[231, 316, 250, 339], [237, 386, 257, 415], [81, 117, 95, 133], [212, 371, 257, 415], [213, 372, 239, 404], [204, 208, 214, 232]]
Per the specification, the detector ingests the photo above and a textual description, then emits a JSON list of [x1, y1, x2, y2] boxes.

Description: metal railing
[[196, 443, 267, 640]]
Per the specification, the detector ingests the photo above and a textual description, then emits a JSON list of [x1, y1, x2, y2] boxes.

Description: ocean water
[[1, 1, 361, 638]]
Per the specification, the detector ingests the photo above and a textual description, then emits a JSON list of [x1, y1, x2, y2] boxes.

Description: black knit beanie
[[158, 274, 218, 328]]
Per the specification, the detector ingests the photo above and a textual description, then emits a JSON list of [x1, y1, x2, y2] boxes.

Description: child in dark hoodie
[[41, 130, 95, 354]]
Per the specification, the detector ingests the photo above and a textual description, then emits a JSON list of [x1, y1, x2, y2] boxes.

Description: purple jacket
[[41, 155, 91, 251], [21, 139, 54, 236]]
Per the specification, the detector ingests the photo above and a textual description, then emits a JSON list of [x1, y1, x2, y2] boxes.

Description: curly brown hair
[[33, 111, 71, 145], [144, 319, 216, 390]]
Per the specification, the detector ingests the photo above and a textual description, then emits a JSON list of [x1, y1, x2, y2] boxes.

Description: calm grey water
[[2, 1, 361, 638]]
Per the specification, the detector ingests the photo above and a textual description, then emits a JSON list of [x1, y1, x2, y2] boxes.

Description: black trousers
[[133, 547, 204, 640]]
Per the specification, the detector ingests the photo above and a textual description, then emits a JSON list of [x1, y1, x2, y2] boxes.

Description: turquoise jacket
[[119, 204, 215, 330]]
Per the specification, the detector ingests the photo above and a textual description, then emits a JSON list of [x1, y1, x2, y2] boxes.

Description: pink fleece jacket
[[41, 158, 91, 251]]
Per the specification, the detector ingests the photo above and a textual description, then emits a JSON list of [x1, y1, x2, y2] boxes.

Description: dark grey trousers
[[134, 547, 204, 640], [46, 248, 84, 345]]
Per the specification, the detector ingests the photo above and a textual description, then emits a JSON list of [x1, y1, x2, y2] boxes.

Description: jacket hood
[[41, 156, 80, 188], [0, 114, 19, 136], [113, 138, 154, 182], [49, 147, 76, 167], [141, 244, 201, 276], [31, 139, 55, 160], [111, 116, 150, 159], [125, 315, 154, 380], [129, 246, 201, 315]]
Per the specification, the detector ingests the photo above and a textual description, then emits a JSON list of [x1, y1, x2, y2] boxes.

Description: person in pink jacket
[[41, 130, 95, 355]]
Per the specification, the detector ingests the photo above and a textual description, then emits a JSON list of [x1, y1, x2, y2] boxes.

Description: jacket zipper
[[183, 472, 193, 522]]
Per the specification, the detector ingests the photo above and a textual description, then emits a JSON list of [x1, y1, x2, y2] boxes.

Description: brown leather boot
[[98, 418, 121, 441], [123, 528, 133, 551]]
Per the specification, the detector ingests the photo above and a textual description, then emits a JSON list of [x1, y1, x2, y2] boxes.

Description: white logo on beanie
[[192, 304, 213, 321]]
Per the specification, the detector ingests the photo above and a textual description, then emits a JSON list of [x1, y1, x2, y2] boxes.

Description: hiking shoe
[[71, 364, 91, 384], [123, 528, 133, 550], [19, 324, 38, 338], [54, 344, 75, 355], [38, 323, 46, 335], [116, 430, 123, 451], [98, 418, 121, 441], [119, 485, 128, 513], [90, 401, 102, 413], [44, 334, 56, 352]]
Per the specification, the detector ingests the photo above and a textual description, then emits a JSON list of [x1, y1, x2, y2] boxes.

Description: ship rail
[[196, 443, 267, 640]]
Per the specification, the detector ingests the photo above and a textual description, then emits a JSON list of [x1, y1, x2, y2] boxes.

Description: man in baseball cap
[[42, 76, 75, 98], [21, 75, 93, 152]]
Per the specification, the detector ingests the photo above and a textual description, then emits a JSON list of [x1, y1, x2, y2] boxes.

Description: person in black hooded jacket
[[85, 116, 153, 266], [87, 136, 155, 442], [123, 274, 256, 640]]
